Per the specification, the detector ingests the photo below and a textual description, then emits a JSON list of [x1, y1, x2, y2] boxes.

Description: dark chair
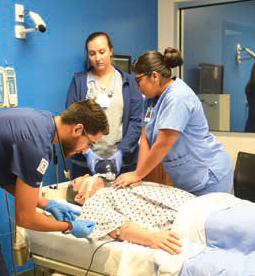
[[234, 151, 255, 203]]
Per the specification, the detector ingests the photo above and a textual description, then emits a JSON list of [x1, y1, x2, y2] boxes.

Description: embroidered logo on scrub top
[[37, 158, 49, 175]]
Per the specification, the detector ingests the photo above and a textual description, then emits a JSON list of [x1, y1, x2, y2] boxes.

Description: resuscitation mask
[[94, 159, 117, 181], [66, 159, 117, 205]]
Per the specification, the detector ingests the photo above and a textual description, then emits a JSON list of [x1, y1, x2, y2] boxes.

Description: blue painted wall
[[182, 1, 255, 132], [0, 0, 158, 274]]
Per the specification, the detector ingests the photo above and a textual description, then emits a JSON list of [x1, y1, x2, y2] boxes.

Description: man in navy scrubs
[[0, 99, 109, 275]]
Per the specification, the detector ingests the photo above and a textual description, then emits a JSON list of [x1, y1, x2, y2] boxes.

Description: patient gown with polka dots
[[79, 183, 194, 239]]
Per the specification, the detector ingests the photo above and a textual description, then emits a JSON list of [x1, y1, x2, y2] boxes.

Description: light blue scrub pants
[[194, 169, 234, 196]]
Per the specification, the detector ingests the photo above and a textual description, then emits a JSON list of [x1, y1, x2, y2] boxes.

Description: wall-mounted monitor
[[86, 54, 132, 74], [112, 55, 132, 74], [198, 63, 224, 94]]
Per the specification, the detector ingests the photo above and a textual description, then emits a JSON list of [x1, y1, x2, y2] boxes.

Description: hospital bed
[[19, 182, 169, 276], [18, 181, 255, 276], [21, 182, 117, 276]]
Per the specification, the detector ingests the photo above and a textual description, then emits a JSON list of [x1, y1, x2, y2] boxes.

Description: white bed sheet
[[25, 229, 160, 276], [25, 227, 203, 276]]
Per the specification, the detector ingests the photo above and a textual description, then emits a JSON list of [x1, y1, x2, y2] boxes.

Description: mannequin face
[[71, 175, 105, 205], [87, 35, 113, 73]]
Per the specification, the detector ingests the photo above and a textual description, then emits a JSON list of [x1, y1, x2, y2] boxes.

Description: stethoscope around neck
[[52, 117, 71, 189]]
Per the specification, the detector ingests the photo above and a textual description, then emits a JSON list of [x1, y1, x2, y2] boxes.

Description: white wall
[[213, 132, 255, 168], [158, 0, 194, 52]]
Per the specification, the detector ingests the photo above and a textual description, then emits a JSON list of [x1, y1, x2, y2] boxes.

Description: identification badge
[[144, 106, 153, 122], [97, 93, 110, 109], [37, 158, 49, 175]]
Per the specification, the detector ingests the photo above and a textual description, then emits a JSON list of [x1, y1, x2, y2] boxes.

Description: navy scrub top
[[0, 108, 54, 188]]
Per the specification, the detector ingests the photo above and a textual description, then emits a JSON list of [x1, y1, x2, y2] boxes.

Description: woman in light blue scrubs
[[113, 47, 233, 196]]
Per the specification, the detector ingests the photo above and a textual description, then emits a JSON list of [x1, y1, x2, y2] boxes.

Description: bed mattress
[[25, 229, 119, 275], [25, 226, 158, 276]]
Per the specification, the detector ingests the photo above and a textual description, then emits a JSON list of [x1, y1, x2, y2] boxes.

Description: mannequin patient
[[69, 175, 255, 276], [70, 174, 194, 254]]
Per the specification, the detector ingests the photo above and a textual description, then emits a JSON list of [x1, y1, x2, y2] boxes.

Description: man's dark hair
[[61, 99, 109, 135]]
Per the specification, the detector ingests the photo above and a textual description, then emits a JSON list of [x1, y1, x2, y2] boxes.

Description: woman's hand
[[112, 171, 141, 188], [150, 230, 182, 255]]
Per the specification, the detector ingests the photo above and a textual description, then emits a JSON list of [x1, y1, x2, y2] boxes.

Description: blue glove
[[108, 150, 123, 175], [85, 149, 103, 175], [71, 220, 95, 238], [45, 200, 80, 221]]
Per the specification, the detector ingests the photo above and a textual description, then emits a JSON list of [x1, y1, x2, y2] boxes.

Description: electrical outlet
[[15, 4, 24, 23]]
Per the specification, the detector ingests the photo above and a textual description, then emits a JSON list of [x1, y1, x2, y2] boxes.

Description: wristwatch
[[62, 221, 73, 234]]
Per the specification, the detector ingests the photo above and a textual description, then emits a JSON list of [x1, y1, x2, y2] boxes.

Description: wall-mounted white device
[[0, 67, 6, 108], [15, 4, 24, 23], [4, 67, 18, 107], [15, 4, 46, 39], [0, 67, 18, 108]]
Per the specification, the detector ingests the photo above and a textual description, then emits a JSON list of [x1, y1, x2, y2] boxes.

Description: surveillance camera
[[28, 11, 46, 33]]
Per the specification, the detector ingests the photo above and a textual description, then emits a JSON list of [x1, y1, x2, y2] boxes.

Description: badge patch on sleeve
[[37, 158, 49, 175]]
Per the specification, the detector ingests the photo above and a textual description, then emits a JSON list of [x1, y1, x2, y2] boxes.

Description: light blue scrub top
[[142, 78, 232, 194]]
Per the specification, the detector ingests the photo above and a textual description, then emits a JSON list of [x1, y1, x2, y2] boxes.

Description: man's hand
[[71, 220, 95, 238], [44, 199, 80, 221]]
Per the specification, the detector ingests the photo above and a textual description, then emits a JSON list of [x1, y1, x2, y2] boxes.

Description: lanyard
[[87, 67, 117, 98], [52, 117, 71, 189]]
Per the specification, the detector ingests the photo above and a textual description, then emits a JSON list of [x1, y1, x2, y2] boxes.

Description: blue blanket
[[179, 202, 255, 276]]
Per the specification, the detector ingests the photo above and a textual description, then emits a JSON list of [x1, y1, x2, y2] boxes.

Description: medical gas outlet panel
[[0, 66, 18, 108]]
